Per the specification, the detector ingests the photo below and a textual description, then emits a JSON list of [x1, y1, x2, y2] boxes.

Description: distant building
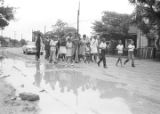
[[128, 26, 148, 48]]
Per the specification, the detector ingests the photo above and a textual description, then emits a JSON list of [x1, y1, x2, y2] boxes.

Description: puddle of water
[[1, 58, 133, 114]]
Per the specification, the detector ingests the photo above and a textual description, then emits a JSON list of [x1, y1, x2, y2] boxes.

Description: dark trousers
[[98, 49, 106, 67], [45, 49, 50, 60], [36, 48, 40, 60]]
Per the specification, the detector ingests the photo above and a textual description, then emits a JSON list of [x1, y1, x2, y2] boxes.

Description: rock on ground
[[19, 92, 40, 101]]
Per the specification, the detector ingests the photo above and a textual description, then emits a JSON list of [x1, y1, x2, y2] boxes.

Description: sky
[[3, 0, 134, 41]]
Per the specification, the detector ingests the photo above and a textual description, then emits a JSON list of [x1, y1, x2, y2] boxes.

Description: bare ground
[[0, 77, 39, 114]]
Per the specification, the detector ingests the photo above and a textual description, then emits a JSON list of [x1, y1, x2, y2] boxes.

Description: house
[[128, 26, 148, 48]]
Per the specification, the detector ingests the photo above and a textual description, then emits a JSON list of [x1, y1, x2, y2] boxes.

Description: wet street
[[1, 48, 160, 114]]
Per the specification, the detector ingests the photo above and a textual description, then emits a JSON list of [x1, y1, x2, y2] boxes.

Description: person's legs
[[94, 54, 97, 62], [36, 48, 40, 60], [98, 51, 104, 67], [49, 50, 53, 63], [69, 56, 72, 64], [102, 55, 106, 68], [124, 52, 130, 65], [116, 54, 122, 66], [101, 50, 106, 68], [45, 49, 47, 59], [53, 50, 57, 63], [119, 56, 122, 66], [87, 54, 91, 63], [131, 52, 135, 67], [116, 57, 120, 66], [98, 57, 102, 66], [45, 49, 50, 60]]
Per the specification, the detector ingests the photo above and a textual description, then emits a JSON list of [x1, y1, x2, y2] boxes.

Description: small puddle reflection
[[1, 58, 133, 114]]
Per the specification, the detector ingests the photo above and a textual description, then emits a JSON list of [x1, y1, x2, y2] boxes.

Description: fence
[[106, 47, 160, 60]]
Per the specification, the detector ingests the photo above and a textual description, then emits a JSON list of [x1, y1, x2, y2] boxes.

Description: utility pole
[[77, 1, 80, 37], [75, 1, 80, 63]]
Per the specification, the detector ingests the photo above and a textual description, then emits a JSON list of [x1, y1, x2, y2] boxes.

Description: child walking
[[124, 40, 135, 67], [116, 40, 124, 67]]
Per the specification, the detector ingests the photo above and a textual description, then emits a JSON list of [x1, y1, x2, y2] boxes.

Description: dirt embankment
[[0, 78, 39, 114]]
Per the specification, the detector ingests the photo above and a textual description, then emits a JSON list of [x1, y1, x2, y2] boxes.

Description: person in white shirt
[[97, 38, 107, 68], [66, 38, 73, 65], [116, 40, 124, 66], [49, 37, 58, 63], [90, 36, 98, 62], [124, 40, 135, 67]]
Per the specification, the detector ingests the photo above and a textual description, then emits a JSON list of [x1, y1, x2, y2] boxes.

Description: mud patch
[[0, 78, 39, 114]]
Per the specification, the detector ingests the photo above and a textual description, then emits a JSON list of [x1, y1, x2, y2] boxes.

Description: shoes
[[132, 64, 135, 67], [104, 66, 107, 68]]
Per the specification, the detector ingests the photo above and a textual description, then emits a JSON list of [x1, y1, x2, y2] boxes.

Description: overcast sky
[[3, 0, 134, 41]]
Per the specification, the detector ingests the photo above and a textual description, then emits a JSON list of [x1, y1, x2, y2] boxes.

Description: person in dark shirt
[[44, 36, 50, 60], [35, 33, 41, 61]]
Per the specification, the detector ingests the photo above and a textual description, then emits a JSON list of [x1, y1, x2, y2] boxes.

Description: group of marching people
[[35, 33, 136, 68]]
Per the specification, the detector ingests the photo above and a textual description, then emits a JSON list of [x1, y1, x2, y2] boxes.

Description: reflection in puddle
[[2, 58, 132, 114]]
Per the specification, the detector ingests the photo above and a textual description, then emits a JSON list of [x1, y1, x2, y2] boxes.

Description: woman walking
[[49, 37, 58, 63], [58, 38, 67, 61], [79, 34, 87, 62], [66, 38, 73, 65], [90, 36, 98, 62]]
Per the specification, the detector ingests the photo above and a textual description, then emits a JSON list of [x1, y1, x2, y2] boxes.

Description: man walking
[[124, 40, 135, 67], [35, 33, 42, 61], [44, 36, 50, 60], [97, 38, 107, 68]]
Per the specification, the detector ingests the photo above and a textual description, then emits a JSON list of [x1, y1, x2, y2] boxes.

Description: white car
[[22, 42, 43, 54]]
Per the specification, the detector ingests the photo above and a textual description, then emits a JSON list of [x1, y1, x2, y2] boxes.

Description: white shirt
[[90, 39, 98, 53], [116, 44, 124, 54], [99, 42, 106, 49], [66, 42, 72, 49], [50, 40, 58, 51], [128, 44, 135, 52]]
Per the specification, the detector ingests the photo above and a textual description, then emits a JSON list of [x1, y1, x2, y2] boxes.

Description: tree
[[129, 0, 160, 49], [20, 39, 26, 46], [52, 19, 68, 38], [92, 11, 131, 40], [0, 0, 15, 29], [51, 19, 76, 39], [32, 30, 43, 42]]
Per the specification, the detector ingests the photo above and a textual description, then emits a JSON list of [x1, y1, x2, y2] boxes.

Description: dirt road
[[0, 47, 160, 114]]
